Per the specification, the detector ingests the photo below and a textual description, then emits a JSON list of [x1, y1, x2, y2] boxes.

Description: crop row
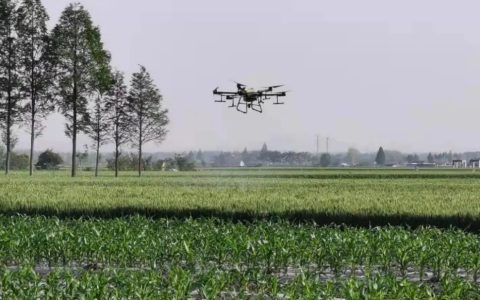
[[1, 267, 479, 299], [0, 216, 479, 278]]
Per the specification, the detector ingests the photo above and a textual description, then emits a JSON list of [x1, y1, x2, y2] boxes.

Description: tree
[[86, 25, 113, 177], [10, 152, 29, 170], [346, 147, 361, 166], [127, 66, 169, 176], [259, 143, 269, 161], [319, 153, 331, 167], [196, 149, 206, 167], [0, 145, 4, 168], [76, 144, 89, 169], [196, 149, 204, 161], [36, 149, 63, 169], [0, 0, 23, 174], [427, 152, 434, 164], [241, 147, 249, 163], [50, 3, 97, 177], [174, 154, 196, 171], [16, 0, 54, 176], [186, 151, 195, 162], [105, 71, 129, 177], [375, 146, 385, 166], [406, 154, 419, 163]]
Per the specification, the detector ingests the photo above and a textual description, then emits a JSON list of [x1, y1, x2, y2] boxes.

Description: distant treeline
[[3, 141, 477, 170]]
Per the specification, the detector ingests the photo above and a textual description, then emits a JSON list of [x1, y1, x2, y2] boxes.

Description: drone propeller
[[263, 85, 284, 89], [232, 80, 246, 86], [232, 80, 247, 90]]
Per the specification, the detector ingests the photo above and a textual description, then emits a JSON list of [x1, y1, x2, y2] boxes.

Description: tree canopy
[[375, 146, 386, 166]]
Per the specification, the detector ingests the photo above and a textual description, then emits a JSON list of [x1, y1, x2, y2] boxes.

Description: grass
[[0, 169, 480, 228]]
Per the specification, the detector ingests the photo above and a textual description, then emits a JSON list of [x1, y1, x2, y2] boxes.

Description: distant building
[[469, 159, 480, 168], [452, 160, 467, 168], [239, 160, 246, 167]]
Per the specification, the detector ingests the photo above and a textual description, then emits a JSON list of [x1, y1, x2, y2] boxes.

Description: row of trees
[[205, 144, 473, 168], [0, 0, 169, 177]]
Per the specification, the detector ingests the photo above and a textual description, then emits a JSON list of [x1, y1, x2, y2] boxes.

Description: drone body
[[213, 83, 287, 113]]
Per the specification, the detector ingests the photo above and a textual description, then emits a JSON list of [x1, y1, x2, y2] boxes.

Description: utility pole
[[316, 135, 319, 155], [326, 137, 329, 154]]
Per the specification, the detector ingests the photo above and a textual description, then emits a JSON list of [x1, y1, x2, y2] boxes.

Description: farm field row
[[0, 216, 480, 298], [0, 170, 480, 227]]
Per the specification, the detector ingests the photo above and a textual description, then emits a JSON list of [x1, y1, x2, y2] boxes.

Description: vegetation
[[375, 146, 385, 166], [0, 0, 22, 174], [0, 165, 477, 297], [0, 1, 168, 178], [16, 0, 54, 176], [0, 216, 479, 298], [36, 149, 63, 170], [127, 66, 169, 177], [9, 152, 29, 170], [0, 169, 476, 228], [319, 153, 331, 167], [105, 71, 129, 177]]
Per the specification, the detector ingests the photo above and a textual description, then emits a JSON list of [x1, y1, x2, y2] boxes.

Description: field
[[1, 168, 480, 298]]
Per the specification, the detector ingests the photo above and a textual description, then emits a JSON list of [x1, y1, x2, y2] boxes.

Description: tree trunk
[[114, 123, 119, 177], [115, 140, 119, 178], [138, 114, 143, 177], [4, 120, 10, 175], [95, 137, 100, 177], [5, 96, 11, 175], [29, 30, 36, 176], [138, 142, 142, 177], [29, 109, 35, 176], [5, 38, 12, 175], [72, 80, 77, 177]]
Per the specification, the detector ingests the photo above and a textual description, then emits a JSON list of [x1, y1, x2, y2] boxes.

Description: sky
[[15, 0, 480, 153]]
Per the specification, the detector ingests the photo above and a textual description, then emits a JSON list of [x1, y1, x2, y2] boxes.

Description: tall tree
[[259, 142, 269, 161], [346, 147, 360, 166], [127, 66, 169, 177], [86, 26, 113, 177], [375, 146, 385, 166], [0, 0, 23, 174], [16, 0, 54, 176], [261, 143, 268, 153], [50, 3, 97, 177], [427, 152, 434, 164], [105, 71, 129, 177], [319, 153, 331, 167]]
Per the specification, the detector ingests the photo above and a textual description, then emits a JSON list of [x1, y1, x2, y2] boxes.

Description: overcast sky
[[15, 0, 480, 153]]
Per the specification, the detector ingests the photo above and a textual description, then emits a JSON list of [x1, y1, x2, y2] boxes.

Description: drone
[[213, 82, 288, 113]]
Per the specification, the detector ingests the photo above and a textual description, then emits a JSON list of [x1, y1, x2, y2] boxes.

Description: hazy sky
[[16, 0, 480, 153]]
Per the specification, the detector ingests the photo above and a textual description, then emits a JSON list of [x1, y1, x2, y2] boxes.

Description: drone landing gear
[[250, 102, 263, 113], [236, 99, 248, 114], [235, 98, 263, 114], [215, 95, 226, 103], [273, 96, 284, 105]]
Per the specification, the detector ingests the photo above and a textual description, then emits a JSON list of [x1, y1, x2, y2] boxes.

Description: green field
[[2, 169, 480, 228], [1, 169, 480, 298]]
